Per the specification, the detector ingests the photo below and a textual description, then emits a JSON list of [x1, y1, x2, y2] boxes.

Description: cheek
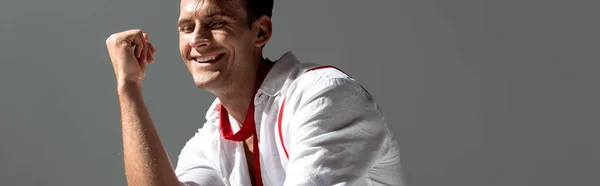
[[211, 30, 228, 44], [179, 35, 191, 52], [179, 34, 190, 45], [211, 29, 253, 50]]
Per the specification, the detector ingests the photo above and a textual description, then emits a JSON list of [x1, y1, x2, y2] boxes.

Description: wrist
[[117, 80, 142, 94]]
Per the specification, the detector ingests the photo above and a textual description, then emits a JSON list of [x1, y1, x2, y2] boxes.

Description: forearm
[[118, 83, 180, 186]]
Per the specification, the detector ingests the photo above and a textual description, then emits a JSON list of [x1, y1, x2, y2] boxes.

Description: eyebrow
[[177, 18, 192, 26], [204, 7, 234, 19], [177, 7, 235, 26]]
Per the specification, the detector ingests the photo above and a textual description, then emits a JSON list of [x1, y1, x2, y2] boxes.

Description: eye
[[209, 21, 227, 28], [179, 25, 195, 33]]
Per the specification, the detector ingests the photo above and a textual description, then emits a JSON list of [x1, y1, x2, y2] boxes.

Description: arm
[[120, 85, 224, 186], [106, 29, 180, 186], [283, 77, 392, 185], [117, 84, 181, 186], [107, 29, 225, 186]]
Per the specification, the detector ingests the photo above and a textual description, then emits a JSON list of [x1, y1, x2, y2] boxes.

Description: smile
[[192, 53, 225, 63]]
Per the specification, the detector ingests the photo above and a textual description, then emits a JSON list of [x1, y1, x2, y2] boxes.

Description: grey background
[[1, 0, 598, 185]]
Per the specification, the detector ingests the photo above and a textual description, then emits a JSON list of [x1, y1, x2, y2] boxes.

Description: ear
[[253, 15, 273, 48]]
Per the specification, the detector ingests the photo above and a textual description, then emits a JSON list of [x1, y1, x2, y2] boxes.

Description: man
[[105, 0, 406, 185]]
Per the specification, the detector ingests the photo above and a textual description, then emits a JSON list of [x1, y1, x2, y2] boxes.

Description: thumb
[[139, 59, 147, 77]]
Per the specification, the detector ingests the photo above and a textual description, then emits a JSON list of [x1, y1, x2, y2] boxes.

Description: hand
[[106, 29, 156, 87]]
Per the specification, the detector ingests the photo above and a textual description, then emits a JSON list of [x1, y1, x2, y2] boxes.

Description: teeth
[[196, 55, 217, 62]]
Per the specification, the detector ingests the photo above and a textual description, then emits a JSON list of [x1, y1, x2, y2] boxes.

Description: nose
[[189, 29, 211, 48]]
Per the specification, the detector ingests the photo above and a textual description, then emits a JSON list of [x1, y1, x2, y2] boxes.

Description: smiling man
[[105, 0, 406, 185]]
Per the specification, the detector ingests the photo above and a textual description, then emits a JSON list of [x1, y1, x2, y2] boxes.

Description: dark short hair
[[244, 0, 274, 26]]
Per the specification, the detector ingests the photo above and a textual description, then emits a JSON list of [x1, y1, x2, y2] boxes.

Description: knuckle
[[106, 34, 117, 44], [133, 29, 143, 35], [106, 29, 143, 45], [106, 33, 124, 45]]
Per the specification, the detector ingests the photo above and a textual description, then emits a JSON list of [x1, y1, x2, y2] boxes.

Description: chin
[[191, 71, 221, 90]]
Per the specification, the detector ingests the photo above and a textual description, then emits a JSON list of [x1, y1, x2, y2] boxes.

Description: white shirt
[[174, 52, 407, 186]]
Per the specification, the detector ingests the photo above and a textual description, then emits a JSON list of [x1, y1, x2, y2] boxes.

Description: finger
[[132, 34, 144, 58], [140, 58, 147, 77], [145, 40, 152, 62], [141, 32, 156, 54], [148, 41, 156, 54], [147, 49, 154, 63], [146, 42, 154, 63], [141, 40, 149, 63], [144, 41, 152, 63], [137, 32, 148, 62]]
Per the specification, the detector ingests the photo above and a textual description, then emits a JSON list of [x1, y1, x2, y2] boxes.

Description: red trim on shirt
[[278, 97, 289, 158], [306, 65, 345, 73], [219, 60, 274, 186], [220, 103, 255, 141], [277, 65, 347, 160]]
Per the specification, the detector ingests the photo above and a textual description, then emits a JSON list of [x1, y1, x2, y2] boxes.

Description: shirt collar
[[204, 51, 299, 121], [257, 51, 300, 96]]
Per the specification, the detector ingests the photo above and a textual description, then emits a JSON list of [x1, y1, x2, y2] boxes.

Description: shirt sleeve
[[282, 75, 391, 186], [174, 124, 225, 186]]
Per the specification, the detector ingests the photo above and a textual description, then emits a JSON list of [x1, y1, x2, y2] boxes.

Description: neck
[[217, 56, 267, 125], [218, 84, 255, 125]]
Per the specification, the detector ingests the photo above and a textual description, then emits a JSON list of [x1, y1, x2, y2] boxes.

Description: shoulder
[[268, 53, 363, 98], [262, 52, 361, 96], [284, 64, 372, 106]]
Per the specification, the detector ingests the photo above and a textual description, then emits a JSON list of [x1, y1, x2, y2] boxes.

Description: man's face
[[178, 0, 258, 90]]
